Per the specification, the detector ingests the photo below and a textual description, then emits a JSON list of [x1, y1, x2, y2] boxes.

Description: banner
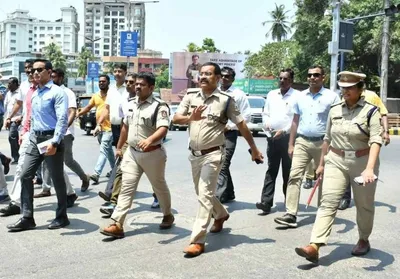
[[233, 79, 279, 96]]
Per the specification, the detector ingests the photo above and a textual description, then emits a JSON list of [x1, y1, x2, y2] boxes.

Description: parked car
[[77, 94, 96, 135], [246, 95, 265, 136], [169, 105, 188, 131]]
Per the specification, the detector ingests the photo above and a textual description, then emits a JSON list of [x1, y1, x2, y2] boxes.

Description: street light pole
[[328, 0, 341, 92], [380, 0, 390, 107]]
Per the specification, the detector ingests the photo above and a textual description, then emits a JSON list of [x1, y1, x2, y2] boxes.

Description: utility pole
[[328, 0, 341, 92], [380, 0, 390, 107]]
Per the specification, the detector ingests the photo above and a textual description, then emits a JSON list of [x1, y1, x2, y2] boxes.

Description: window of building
[[119, 18, 125, 23], [105, 18, 110, 23], [105, 11, 110, 16], [34, 42, 37, 45], [34, 26, 37, 30], [55, 34, 61, 38], [134, 9, 141, 16], [96, 16, 101, 20], [39, 41, 45, 45], [119, 25, 124, 29], [40, 27, 45, 30], [86, 8, 91, 13], [104, 31, 110, 36], [56, 27, 62, 31], [95, 43, 100, 48], [120, 11, 124, 16], [104, 25, 110, 30], [104, 51, 110, 56], [96, 23, 100, 27], [34, 34, 37, 37], [145, 64, 150, 68], [95, 30, 100, 34], [29, 45, 32, 48], [112, 11, 118, 16], [104, 38, 110, 43], [104, 45, 110, 50], [86, 15, 91, 19], [96, 9, 100, 13], [29, 30, 32, 34], [48, 27, 53, 30], [11, 32, 16, 36], [39, 34, 45, 38], [10, 47, 16, 51], [95, 50, 99, 55], [65, 27, 70, 32], [29, 37, 32, 41], [10, 39, 16, 43], [11, 24, 16, 28], [34, 48, 37, 51]]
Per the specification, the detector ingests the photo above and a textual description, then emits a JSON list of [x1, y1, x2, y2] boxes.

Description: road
[[0, 128, 399, 278]]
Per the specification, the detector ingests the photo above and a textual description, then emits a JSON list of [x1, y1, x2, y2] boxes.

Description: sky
[[0, 0, 296, 58]]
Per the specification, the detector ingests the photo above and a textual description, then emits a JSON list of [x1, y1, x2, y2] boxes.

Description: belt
[[190, 146, 221, 156], [34, 130, 55, 136], [298, 134, 324, 142], [329, 147, 370, 158], [132, 144, 161, 153]]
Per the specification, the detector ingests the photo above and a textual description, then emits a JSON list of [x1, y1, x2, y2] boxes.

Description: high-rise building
[[83, 0, 145, 57], [0, 7, 79, 58]]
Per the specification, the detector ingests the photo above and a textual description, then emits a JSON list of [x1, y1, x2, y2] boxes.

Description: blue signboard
[[120, 31, 138, 57], [87, 62, 100, 79]]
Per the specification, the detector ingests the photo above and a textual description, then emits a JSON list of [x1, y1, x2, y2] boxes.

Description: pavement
[[0, 127, 399, 279]]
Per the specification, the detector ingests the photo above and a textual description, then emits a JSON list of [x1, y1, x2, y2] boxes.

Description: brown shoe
[[351, 239, 370, 256], [159, 214, 174, 229], [295, 245, 319, 263], [100, 223, 125, 238], [210, 214, 229, 233], [183, 243, 205, 257], [33, 190, 51, 198]]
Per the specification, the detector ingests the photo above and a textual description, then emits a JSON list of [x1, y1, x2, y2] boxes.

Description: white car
[[246, 96, 265, 136], [169, 105, 188, 131]]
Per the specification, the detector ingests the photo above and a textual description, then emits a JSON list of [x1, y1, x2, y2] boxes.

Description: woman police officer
[[294, 71, 383, 263]]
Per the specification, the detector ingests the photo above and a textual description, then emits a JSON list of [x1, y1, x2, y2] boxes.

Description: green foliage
[[77, 46, 94, 77], [262, 3, 292, 42], [43, 43, 66, 72], [186, 38, 220, 53], [155, 65, 171, 91]]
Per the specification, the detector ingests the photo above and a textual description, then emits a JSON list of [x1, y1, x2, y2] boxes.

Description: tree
[[155, 65, 171, 91], [262, 4, 292, 42], [77, 46, 95, 77], [201, 38, 220, 53], [43, 43, 67, 72], [186, 42, 202, 52]]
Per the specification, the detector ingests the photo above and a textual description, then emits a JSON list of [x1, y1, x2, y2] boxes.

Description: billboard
[[170, 52, 248, 94], [233, 79, 279, 96]]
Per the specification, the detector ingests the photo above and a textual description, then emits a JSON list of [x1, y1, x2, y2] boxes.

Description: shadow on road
[[297, 243, 395, 271]]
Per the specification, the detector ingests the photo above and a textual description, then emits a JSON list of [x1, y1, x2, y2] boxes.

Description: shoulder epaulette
[[186, 88, 200, 94], [218, 91, 233, 99], [331, 101, 344, 108]]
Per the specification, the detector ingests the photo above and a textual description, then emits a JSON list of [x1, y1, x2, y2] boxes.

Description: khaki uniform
[[111, 95, 172, 225], [310, 98, 382, 244], [305, 160, 316, 180], [177, 88, 243, 244]]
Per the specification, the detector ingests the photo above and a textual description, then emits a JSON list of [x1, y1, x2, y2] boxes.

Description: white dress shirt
[[106, 83, 127, 125], [220, 85, 251, 130], [4, 88, 23, 122], [262, 87, 299, 133], [61, 85, 77, 136]]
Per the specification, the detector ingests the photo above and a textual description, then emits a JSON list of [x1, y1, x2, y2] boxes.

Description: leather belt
[[190, 146, 221, 156], [34, 130, 55, 136], [298, 134, 324, 142], [330, 147, 370, 158], [133, 144, 161, 153]]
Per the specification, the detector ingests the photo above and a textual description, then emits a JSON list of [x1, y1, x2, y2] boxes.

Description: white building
[[84, 0, 146, 57], [0, 7, 79, 58]]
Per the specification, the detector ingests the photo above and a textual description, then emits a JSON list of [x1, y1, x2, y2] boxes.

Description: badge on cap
[[161, 111, 168, 119]]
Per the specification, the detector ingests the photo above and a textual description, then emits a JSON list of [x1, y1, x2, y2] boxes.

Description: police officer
[[173, 62, 264, 257], [295, 71, 382, 263], [100, 72, 174, 239]]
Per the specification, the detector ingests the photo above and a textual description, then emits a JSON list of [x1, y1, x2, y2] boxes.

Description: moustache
[[200, 79, 208, 83]]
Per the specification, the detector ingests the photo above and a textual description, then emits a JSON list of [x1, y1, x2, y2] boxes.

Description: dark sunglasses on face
[[307, 73, 322, 78], [125, 80, 135, 84], [30, 67, 46, 74], [221, 74, 232, 79], [279, 77, 290, 81]]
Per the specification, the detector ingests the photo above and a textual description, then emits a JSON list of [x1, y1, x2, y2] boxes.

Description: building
[[84, 0, 145, 57], [0, 7, 79, 58]]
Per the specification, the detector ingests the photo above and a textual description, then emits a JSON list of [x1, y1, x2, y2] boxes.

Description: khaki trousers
[[189, 149, 228, 244], [305, 160, 316, 180], [310, 151, 378, 244], [286, 137, 323, 216], [111, 146, 171, 225]]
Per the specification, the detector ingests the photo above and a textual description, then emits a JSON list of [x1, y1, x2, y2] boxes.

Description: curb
[[389, 128, 400, 135]]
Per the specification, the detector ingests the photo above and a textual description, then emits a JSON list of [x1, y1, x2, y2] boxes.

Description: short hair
[[308, 65, 325, 76], [201, 62, 222, 76], [221, 66, 236, 79], [25, 59, 34, 66], [34, 59, 52, 70], [114, 63, 127, 72], [280, 68, 295, 80], [127, 73, 138, 79], [356, 81, 365, 89], [53, 68, 65, 78], [99, 74, 110, 83], [137, 72, 156, 86], [9, 77, 19, 86], [192, 54, 199, 59]]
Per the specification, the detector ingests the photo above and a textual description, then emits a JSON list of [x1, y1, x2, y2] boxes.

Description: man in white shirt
[[216, 67, 251, 203], [256, 69, 299, 214], [4, 77, 22, 164]]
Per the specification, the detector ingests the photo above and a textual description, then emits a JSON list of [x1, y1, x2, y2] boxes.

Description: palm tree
[[43, 43, 67, 71], [77, 46, 94, 77], [262, 4, 291, 42]]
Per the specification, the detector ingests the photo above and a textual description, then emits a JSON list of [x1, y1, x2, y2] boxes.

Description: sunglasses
[[125, 80, 135, 84], [30, 67, 46, 74], [307, 73, 322, 78], [279, 77, 290, 81], [221, 74, 232, 79]]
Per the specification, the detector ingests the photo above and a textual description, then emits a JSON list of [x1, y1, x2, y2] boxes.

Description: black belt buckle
[[34, 130, 55, 136]]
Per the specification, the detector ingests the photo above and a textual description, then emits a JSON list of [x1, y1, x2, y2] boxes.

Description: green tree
[[186, 42, 202, 52], [201, 38, 220, 53], [155, 65, 171, 91], [43, 43, 67, 72], [77, 46, 95, 77], [262, 3, 292, 42]]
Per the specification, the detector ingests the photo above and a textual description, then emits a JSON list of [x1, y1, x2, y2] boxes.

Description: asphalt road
[[0, 128, 399, 278]]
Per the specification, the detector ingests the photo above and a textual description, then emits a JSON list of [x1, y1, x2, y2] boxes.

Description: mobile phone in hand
[[248, 149, 263, 164]]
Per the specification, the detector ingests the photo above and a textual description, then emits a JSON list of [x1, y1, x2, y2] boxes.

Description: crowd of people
[[0, 59, 388, 261]]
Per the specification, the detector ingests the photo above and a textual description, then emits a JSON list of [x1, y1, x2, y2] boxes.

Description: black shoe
[[220, 194, 235, 204], [7, 217, 36, 232], [1, 156, 11, 175], [0, 203, 21, 217], [338, 199, 350, 210], [11, 160, 18, 165], [274, 213, 298, 228], [90, 174, 99, 185], [67, 194, 78, 208], [98, 191, 111, 202], [48, 218, 70, 230], [81, 175, 90, 192], [256, 202, 271, 214], [303, 179, 314, 189]]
